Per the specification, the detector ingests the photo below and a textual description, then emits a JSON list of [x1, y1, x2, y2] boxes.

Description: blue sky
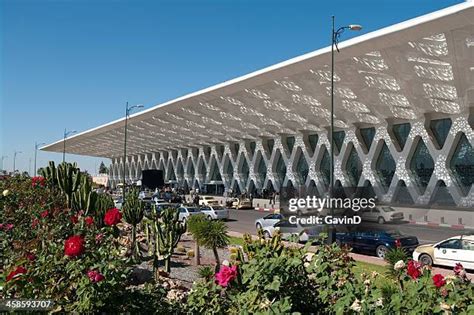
[[0, 0, 464, 174]]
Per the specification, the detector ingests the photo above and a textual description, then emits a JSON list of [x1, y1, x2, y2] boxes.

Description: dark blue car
[[336, 229, 419, 258]]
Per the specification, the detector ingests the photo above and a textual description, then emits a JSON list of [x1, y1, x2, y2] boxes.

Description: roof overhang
[[42, 1, 474, 158]]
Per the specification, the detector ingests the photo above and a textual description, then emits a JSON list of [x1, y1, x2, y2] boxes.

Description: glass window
[[209, 158, 222, 181], [392, 123, 411, 150], [345, 146, 362, 186], [449, 134, 474, 196], [360, 127, 376, 151], [333, 131, 345, 153], [178, 208, 186, 213], [462, 240, 474, 251], [438, 239, 461, 249], [267, 139, 275, 154], [286, 136, 295, 153], [276, 152, 286, 183], [376, 142, 396, 192], [308, 134, 319, 155], [249, 142, 256, 156], [320, 148, 330, 187], [296, 153, 309, 185], [213, 206, 224, 210], [410, 139, 434, 194], [257, 158, 267, 183], [430, 118, 452, 148], [241, 158, 249, 183]]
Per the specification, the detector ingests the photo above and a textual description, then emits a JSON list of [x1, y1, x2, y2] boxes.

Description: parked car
[[336, 228, 419, 258], [199, 196, 219, 206], [359, 206, 404, 224], [200, 205, 229, 220], [177, 205, 202, 224], [412, 235, 474, 270], [262, 220, 323, 242], [255, 213, 284, 230], [234, 198, 253, 209]]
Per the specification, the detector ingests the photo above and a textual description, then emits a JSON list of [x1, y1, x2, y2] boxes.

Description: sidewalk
[[228, 231, 473, 281]]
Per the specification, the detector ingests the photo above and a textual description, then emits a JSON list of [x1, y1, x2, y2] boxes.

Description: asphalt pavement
[[226, 209, 474, 245]]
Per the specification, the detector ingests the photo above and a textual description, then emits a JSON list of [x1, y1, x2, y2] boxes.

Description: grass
[[228, 236, 245, 246]]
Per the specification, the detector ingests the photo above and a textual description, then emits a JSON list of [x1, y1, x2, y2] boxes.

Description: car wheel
[[207, 215, 213, 221], [256, 223, 262, 230], [376, 245, 388, 259], [377, 217, 386, 224], [419, 254, 433, 266], [264, 231, 271, 239]]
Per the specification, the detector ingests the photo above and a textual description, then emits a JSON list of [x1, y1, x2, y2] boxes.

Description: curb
[[408, 221, 474, 230], [255, 207, 277, 212]]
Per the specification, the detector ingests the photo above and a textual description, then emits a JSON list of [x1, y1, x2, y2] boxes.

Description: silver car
[[178, 205, 202, 223], [360, 206, 404, 224], [262, 220, 323, 242], [255, 213, 284, 230], [200, 205, 229, 221]]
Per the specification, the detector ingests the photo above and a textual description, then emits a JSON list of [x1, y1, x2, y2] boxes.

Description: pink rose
[[215, 265, 238, 287]]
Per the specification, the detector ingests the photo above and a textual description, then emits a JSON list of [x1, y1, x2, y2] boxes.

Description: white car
[[255, 213, 284, 230], [262, 220, 323, 242], [413, 235, 474, 270], [360, 206, 404, 224], [200, 205, 229, 220], [177, 205, 202, 224], [199, 196, 219, 206]]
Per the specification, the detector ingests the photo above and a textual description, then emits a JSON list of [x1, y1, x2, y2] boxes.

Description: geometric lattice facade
[[42, 2, 474, 208], [108, 115, 474, 208]]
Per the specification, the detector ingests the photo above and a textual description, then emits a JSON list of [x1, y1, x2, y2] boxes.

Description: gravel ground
[[132, 233, 233, 288]]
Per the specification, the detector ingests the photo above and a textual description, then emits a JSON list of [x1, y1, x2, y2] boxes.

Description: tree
[[98, 161, 109, 174], [188, 215, 229, 267]]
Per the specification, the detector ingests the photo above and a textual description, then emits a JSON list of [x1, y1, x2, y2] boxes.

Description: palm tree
[[188, 215, 229, 266]]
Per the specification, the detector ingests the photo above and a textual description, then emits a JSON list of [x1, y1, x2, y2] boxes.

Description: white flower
[[2, 189, 9, 197], [222, 260, 230, 266], [375, 298, 383, 307], [364, 279, 371, 286], [394, 260, 405, 270], [440, 302, 450, 311], [350, 299, 362, 312]]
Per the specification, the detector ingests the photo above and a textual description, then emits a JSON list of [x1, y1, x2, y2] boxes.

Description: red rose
[[104, 208, 122, 226], [432, 274, 446, 288], [6, 266, 27, 282], [40, 210, 49, 218], [453, 263, 466, 277], [70, 215, 79, 224], [407, 260, 422, 280], [25, 252, 36, 261], [87, 270, 105, 283], [64, 235, 85, 257], [32, 176, 46, 188], [85, 216, 94, 226]]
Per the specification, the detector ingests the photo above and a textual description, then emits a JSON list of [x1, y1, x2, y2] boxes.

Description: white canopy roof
[[42, 1, 474, 158]]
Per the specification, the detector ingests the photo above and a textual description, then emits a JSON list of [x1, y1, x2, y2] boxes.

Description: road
[[226, 209, 474, 244]]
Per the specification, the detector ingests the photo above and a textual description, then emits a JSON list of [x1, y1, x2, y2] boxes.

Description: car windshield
[[213, 206, 225, 210], [187, 208, 199, 212], [381, 207, 394, 212]]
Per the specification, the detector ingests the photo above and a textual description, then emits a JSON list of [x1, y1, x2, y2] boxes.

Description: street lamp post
[[122, 102, 144, 202], [1, 155, 7, 172], [34, 142, 46, 176], [329, 16, 361, 243], [13, 151, 22, 173], [63, 129, 77, 163]]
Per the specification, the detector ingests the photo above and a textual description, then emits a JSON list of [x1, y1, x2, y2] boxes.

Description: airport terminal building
[[43, 1, 474, 209]]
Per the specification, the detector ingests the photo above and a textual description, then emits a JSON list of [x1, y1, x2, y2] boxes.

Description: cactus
[[39, 161, 58, 188], [153, 207, 186, 274], [57, 162, 82, 208], [72, 176, 97, 215], [94, 194, 115, 227], [122, 188, 144, 260]]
